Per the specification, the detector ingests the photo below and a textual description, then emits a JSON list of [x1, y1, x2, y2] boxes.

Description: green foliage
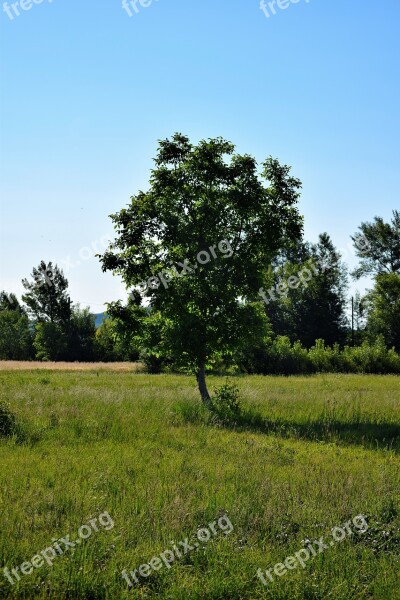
[[362, 273, 400, 351], [340, 337, 400, 374], [211, 382, 242, 422], [2, 209, 399, 369], [22, 261, 71, 325], [349, 290, 367, 346], [100, 301, 145, 361], [33, 321, 68, 361], [99, 134, 303, 398], [0, 290, 33, 360], [351, 212, 400, 352], [308, 339, 343, 372], [134, 311, 171, 373], [32, 303, 99, 362], [267, 336, 313, 374], [94, 318, 121, 361], [264, 233, 348, 347], [352, 209, 400, 278], [66, 306, 96, 361], [0, 291, 25, 314], [94, 316, 140, 362], [242, 336, 400, 375], [0, 400, 17, 437], [0, 310, 33, 360]]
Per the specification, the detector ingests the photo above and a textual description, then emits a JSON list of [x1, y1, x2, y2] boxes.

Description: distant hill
[[94, 313, 107, 328]]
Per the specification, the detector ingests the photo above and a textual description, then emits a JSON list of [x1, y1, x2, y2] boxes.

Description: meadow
[[0, 367, 399, 599]]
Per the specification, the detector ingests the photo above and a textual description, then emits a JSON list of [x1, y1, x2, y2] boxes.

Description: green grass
[[0, 371, 399, 599]]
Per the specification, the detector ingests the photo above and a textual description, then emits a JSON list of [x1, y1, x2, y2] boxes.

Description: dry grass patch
[[0, 361, 144, 372]]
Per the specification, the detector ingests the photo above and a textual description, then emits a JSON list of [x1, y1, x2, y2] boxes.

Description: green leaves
[[99, 134, 303, 384], [21, 261, 71, 325], [351, 210, 400, 278]]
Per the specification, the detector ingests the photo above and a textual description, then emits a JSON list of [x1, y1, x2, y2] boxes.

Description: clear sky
[[1, 0, 399, 312]]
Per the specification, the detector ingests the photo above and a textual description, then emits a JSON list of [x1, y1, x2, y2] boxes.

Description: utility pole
[[351, 296, 354, 346]]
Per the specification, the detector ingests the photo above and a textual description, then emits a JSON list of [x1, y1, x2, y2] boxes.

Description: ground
[[0, 366, 399, 599]]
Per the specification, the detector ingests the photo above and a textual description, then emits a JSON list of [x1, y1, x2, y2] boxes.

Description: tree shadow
[[222, 409, 400, 452]]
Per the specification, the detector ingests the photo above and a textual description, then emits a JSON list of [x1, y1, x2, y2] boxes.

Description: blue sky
[[1, 0, 399, 312]]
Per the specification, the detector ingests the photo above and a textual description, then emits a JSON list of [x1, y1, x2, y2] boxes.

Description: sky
[[1, 0, 399, 313]]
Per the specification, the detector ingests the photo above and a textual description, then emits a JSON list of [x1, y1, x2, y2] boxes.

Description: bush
[[0, 401, 17, 438], [341, 337, 400, 374], [242, 336, 314, 375], [308, 339, 341, 372], [268, 337, 314, 375], [240, 336, 400, 375]]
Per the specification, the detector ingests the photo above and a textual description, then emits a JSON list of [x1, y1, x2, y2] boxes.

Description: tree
[[32, 305, 97, 362], [99, 133, 303, 402], [66, 306, 97, 361], [363, 273, 400, 351], [0, 292, 25, 315], [351, 291, 367, 346], [299, 233, 348, 346], [263, 234, 348, 347], [352, 211, 400, 350], [33, 321, 68, 361], [0, 292, 33, 360], [352, 210, 400, 278], [95, 319, 119, 362], [22, 261, 71, 324]]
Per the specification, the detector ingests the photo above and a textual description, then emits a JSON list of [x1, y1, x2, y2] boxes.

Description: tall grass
[[0, 370, 399, 599]]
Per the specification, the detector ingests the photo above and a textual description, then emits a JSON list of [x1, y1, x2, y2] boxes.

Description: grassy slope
[[0, 371, 399, 599]]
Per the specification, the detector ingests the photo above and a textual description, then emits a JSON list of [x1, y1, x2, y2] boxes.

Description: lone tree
[[99, 134, 303, 403]]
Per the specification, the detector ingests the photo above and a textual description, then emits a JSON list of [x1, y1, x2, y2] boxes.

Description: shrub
[[308, 339, 337, 372], [212, 382, 242, 422], [243, 336, 314, 375], [239, 336, 400, 375], [341, 337, 400, 374]]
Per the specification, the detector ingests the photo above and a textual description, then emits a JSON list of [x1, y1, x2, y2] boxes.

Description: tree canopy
[[352, 210, 400, 278], [22, 261, 71, 325], [99, 133, 304, 401]]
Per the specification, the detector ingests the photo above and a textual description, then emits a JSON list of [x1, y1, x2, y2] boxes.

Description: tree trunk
[[197, 365, 212, 407]]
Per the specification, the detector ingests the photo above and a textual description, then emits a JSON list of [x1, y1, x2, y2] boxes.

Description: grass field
[[0, 368, 399, 599]]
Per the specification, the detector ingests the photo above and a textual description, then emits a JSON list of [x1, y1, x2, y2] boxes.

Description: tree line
[[1, 136, 399, 390]]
